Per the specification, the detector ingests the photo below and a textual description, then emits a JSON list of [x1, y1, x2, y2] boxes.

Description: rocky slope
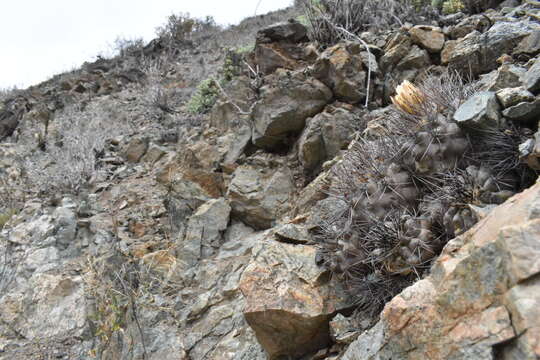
[[1, 2, 540, 360]]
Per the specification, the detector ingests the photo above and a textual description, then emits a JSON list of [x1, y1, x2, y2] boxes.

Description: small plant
[[186, 78, 220, 114]]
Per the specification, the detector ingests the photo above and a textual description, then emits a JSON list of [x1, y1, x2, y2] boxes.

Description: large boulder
[[251, 69, 332, 150], [453, 91, 501, 128], [240, 233, 351, 359], [342, 181, 540, 359]]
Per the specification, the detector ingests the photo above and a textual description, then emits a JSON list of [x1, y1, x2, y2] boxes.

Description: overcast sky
[[0, 0, 293, 89]]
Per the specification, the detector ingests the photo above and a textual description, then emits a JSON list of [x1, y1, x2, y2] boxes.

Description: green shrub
[[186, 78, 219, 114]]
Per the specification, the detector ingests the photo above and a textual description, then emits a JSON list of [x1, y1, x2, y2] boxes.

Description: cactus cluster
[[317, 71, 536, 321]]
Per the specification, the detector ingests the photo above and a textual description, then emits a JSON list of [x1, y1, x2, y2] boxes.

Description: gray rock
[[502, 98, 540, 123], [0, 110, 20, 140], [227, 157, 295, 229], [179, 198, 231, 266], [298, 115, 325, 172], [479, 64, 526, 91], [256, 20, 308, 44], [522, 56, 540, 93], [448, 21, 540, 76], [313, 43, 368, 104], [274, 222, 311, 244], [251, 69, 332, 149], [513, 30, 540, 57], [496, 87, 535, 108], [329, 314, 359, 344], [453, 91, 501, 128], [396, 45, 431, 71]]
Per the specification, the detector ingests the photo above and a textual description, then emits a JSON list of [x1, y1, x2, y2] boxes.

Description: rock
[[342, 182, 540, 359], [121, 136, 149, 163], [453, 91, 501, 128], [409, 25, 445, 53], [239, 235, 351, 359], [179, 198, 231, 267], [329, 314, 359, 345], [479, 64, 526, 91], [255, 42, 306, 75], [209, 76, 255, 132], [396, 45, 430, 71], [312, 43, 368, 104], [380, 33, 412, 71], [502, 98, 540, 124], [256, 20, 308, 44], [251, 69, 332, 149], [298, 109, 359, 172], [441, 39, 457, 65], [227, 156, 295, 229], [141, 143, 167, 165], [496, 87, 535, 108], [522, 56, 540, 93], [274, 222, 311, 244], [222, 125, 252, 168], [520, 131, 540, 170], [448, 21, 539, 76], [448, 14, 491, 40], [513, 30, 540, 58]]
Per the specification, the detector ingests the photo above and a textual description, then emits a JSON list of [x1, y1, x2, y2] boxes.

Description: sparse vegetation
[[300, 0, 439, 46], [186, 78, 220, 114]]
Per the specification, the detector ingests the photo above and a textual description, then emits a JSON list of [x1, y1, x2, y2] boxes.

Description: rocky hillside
[[1, 1, 540, 359]]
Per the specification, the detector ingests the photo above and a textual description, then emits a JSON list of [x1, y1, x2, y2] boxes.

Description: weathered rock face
[[251, 69, 332, 150], [227, 154, 295, 229], [0, 110, 19, 140], [298, 108, 360, 172], [496, 87, 535, 108], [313, 43, 370, 104], [502, 97, 540, 124], [240, 233, 351, 359], [342, 181, 540, 360]]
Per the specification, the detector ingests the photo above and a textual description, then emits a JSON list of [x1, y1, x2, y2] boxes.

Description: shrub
[[316, 70, 537, 323], [22, 101, 132, 196], [186, 78, 220, 114], [300, 0, 439, 46]]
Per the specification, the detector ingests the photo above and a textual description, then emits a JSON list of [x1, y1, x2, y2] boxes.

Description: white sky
[[0, 0, 293, 89]]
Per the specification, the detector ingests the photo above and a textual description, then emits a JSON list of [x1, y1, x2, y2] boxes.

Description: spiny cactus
[[316, 70, 537, 322]]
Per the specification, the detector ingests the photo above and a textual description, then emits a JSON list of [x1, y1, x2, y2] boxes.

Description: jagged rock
[[209, 76, 255, 132], [380, 33, 412, 71], [342, 182, 540, 359], [312, 43, 368, 104], [447, 21, 539, 76], [329, 314, 359, 345], [513, 30, 540, 58], [520, 131, 540, 170], [256, 20, 308, 44], [251, 69, 332, 149], [240, 234, 351, 359], [178, 198, 231, 267], [409, 25, 445, 53], [496, 87, 535, 108], [121, 136, 149, 163], [448, 14, 491, 40], [453, 91, 501, 127], [502, 98, 540, 123], [522, 56, 540, 93], [396, 45, 430, 71], [274, 222, 311, 244], [298, 109, 359, 172], [227, 156, 295, 229], [441, 39, 457, 65], [479, 64, 526, 91], [221, 125, 252, 168]]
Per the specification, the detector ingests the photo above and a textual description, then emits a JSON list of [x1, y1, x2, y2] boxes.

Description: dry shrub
[[301, 0, 439, 46]]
